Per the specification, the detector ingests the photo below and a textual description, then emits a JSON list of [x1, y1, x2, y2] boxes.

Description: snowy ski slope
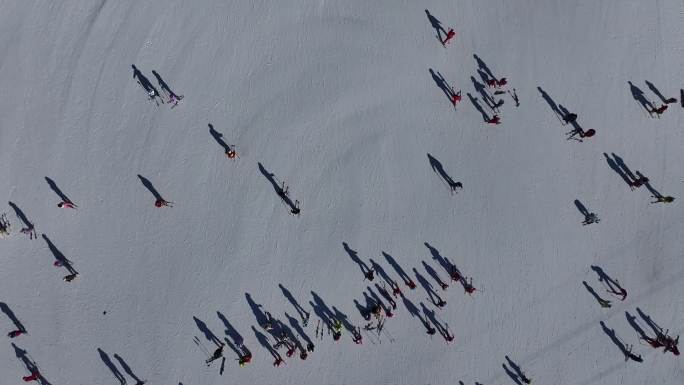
[[0, 1, 683, 384]]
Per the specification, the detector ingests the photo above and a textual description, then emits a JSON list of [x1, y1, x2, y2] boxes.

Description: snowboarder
[[651, 196, 674, 204], [442, 28, 456, 46], [154, 198, 173, 208], [63, 273, 78, 282], [57, 201, 77, 209], [8, 329, 25, 338], [22, 371, 40, 382], [487, 115, 501, 125], [451, 90, 462, 106]]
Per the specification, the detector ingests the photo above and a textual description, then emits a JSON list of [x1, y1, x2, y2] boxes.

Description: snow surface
[[0, 0, 683, 384]]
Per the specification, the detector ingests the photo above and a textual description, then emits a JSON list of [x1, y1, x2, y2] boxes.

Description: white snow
[[0, 1, 683, 384]]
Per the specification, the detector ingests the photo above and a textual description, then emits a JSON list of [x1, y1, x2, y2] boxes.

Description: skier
[[508, 88, 520, 107], [63, 272, 78, 282], [290, 200, 301, 216], [154, 198, 174, 208], [238, 352, 252, 367], [580, 128, 596, 138], [497, 78, 508, 87], [332, 319, 343, 341], [451, 90, 462, 106], [630, 174, 649, 189], [426, 324, 437, 335], [442, 28, 456, 46], [487, 78, 498, 88], [582, 212, 600, 225], [353, 327, 363, 344], [487, 115, 501, 125], [8, 329, 25, 338], [22, 371, 40, 382], [651, 104, 668, 116], [391, 283, 402, 297], [607, 286, 627, 301], [57, 201, 77, 209], [435, 298, 447, 308], [363, 269, 375, 281], [463, 278, 476, 295], [562, 112, 577, 124], [0, 213, 9, 238], [306, 342, 314, 352], [651, 196, 674, 204], [285, 345, 296, 358], [206, 344, 224, 365], [273, 356, 284, 367], [225, 147, 238, 159]]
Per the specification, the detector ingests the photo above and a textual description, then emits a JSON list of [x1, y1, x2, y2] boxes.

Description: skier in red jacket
[[22, 371, 40, 382], [442, 29, 456, 46], [487, 115, 501, 125]]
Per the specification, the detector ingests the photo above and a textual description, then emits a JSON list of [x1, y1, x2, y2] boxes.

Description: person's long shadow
[[137, 175, 163, 201], [402, 296, 432, 331], [8, 201, 34, 230], [332, 306, 355, 335], [44, 177, 73, 204], [113, 354, 145, 385], [342, 242, 373, 278], [257, 162, 298, 211], [425, 9, 447, 43], [0, 302, 27, 333], [603, 153, 635, 188], [193, 316, 222, 346], [244, 293, 269, 327], [422, 260, 448, 290], [369, 257, 397, 289], [429, 68, 455, 102], [611, 153, 638, 183], [573, 199, 594, 223], [216, 311, 243, 347], [504, 356, 531, 384], [473, 54, 496, 80], [414, 268, 444, 306], [152, 70, 180, 98], [471, 76, 495, 110], [467, 93, 490, 122], [537, 87, 563, 120], [625, 311, 648, 340], [208, 124, 230, 153], [310, 291, 336, 326], [645, 80, 670, 104], [41, 234, 78, 275], [591, 265, 625, 298], [251, 326, 280, 360], [285, 312, 313, 350], [424, 242, 456, 277], [427, 153, 462, 192], [582, 281, 610, 307], [558, 104, 583, 132], [383, 251, 414, 287], [420, 302, 448, 337], [13, 343, 52, 385], [600, 321, 642, 362], [132, 65, 161, 97], [98, 348, 126, 385], [502, 364, 523, 385], [628, 81, 655, 113], [637, 172, 663, 199], [279, 284, 309, 322], [636, 307, 665, 337]]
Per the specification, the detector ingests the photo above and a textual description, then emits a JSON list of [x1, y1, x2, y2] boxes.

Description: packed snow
[[0, 1, 683, 384]]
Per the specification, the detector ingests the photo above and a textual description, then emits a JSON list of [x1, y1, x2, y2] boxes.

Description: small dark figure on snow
[[582, 212, 600, 225], [238, 352, 252, 367], [487, 115, 501, 125], [426, 325, 437, 335], [154, 198, 173, 208], [57, 201, 77, 209], [508, 88, 519, 107], [8, 329, 26, 338], [22, 371, 40, 382], [631, 172, 649, 189], [562, 112, 577, 124], [651, 196, 674, 204], [363, 269, 375, 281], [290, 200, 301, 215], [651, 104, 668, 116], [63, 273, 78, 282], [206, 344, 224, 365], [451, 90, 462, 106], [442, 29, 456, 46]]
